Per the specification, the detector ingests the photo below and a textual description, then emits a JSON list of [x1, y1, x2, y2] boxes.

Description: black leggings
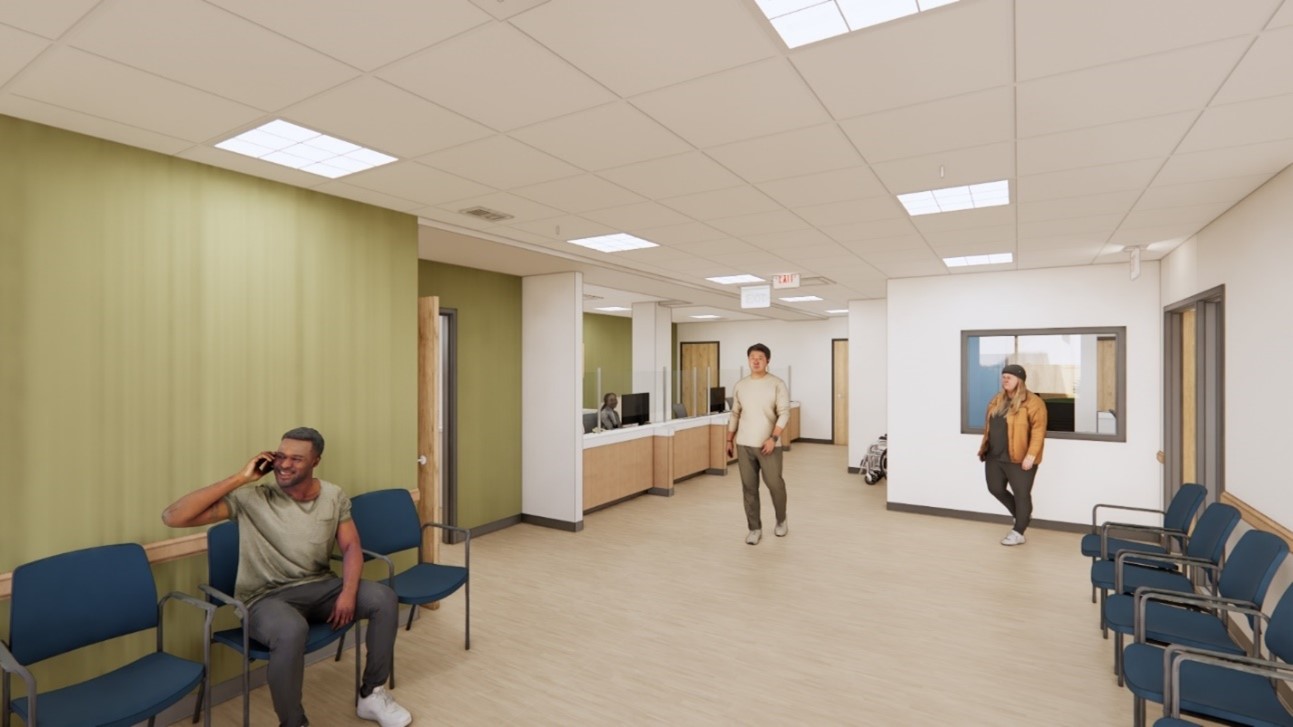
[[985, 459, 1038, 533]]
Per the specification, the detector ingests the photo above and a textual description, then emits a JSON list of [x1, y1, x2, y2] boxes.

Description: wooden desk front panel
[[672, 426, 709, 480], [584, 436, 653, 510]]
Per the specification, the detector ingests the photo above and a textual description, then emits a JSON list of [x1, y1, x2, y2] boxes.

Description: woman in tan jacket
[[977, 364, 1048, 546]]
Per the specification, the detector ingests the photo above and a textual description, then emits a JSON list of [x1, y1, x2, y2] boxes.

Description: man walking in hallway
[[726, 343, 791, 545]]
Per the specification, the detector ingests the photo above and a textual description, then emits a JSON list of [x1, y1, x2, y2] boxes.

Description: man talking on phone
[[162, 427, 412, 727]]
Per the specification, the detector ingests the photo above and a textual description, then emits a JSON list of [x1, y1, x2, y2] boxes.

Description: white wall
[[632, 301, 671, 424], [522, 272, 583, 525], [1161, 164, 1293, 529], [676, 318, 848, 440], [888, 263, 1163, 526], [849, 300, 887, 469]]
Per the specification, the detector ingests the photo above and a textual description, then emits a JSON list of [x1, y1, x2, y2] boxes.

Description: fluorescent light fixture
[[943, 252, 1013, 268], [825, 309, 848, 314], [707, 274, 765, 285], [780, 295, 823, 302], [756, 0, 960, 49], [898, 180, 1010, 217], [594, 306, 631, 312], [568, 233, 659, 253], [690, 314, 722, 319], [215, 119, 396, 179]]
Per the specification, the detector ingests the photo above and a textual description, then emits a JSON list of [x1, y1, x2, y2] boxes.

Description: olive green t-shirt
[[223, 479, 351, 604]]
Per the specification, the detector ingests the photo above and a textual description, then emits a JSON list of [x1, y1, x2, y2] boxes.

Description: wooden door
[[417, 297, 441, 569], [679, 341, 718, 416], [1180, 308, 1196, 484], [832, 338, 848, 445]]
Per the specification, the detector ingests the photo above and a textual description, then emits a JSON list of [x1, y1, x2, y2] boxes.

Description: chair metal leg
[[242, 658, 251, 727], [1114, 633, 1124, 686], [148, 719, 156, 727], [1091, 584, 1097, 604], [192, 675, 205, 723], [354, 623, 363, 703], [335, 631, 345, 662], [1133, 696, 1145, 727], [1099, 589, 1108, 638], [405, 602, 416, 631], [465, 581, 471, 650]]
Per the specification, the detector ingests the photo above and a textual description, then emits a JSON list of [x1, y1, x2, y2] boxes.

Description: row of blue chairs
[[1, 488, 468, 726], [1084, 485, 1293, 726]]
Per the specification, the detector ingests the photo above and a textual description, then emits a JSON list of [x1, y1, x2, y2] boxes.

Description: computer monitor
[[620, 392, 650, 426], [709, 386, 726, 413]]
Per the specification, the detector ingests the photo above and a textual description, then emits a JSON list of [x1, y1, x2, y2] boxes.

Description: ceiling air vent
[[459, 206, 513, 222], [798, 276, 833, 287], [656, 299, 691, 308]]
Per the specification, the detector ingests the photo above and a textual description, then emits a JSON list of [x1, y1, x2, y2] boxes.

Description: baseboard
[[884, 502, 1089, 534], [795, 437, 833, 445], [521, 513, 584, 532], [647, 486, 675, 496], [847, 466, 860, 474], [469, 514, 522, 538]]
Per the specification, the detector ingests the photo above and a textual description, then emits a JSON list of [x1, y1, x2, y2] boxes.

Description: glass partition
[[962, 328, 1125, 441]]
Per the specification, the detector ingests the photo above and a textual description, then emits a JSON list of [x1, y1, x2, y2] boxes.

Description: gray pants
[[737, 444, 787, 531], [985, 459, 1039, 533], [247, 578, 398, 727]]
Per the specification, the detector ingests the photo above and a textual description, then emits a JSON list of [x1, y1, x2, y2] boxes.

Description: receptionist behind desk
[[599, 393, 621, 431]]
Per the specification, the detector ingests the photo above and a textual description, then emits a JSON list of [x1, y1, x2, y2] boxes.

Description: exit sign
[[771, 273, 800, 289]]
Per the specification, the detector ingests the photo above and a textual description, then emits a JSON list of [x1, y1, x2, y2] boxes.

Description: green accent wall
[[0, 115, 418, 690], [417, 261, 522, 529], [582, 313, 632, 409]]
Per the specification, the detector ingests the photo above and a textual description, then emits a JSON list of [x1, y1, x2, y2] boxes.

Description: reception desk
[[582, 402, 800, 512]]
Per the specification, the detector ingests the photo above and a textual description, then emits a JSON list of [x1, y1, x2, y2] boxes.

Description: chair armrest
[[1133, 588, 1264, 644], [1114, 550, 1216, 591], [1092, 503, 1165, 531], [0, 640, 37, 721], [1099, 522, 1185, 558], [1163, 645, 1293, 718], [200, 583, 249, 619], [158, 591, 216, 661], [361, 548, 397, 586], [421, 522, 471, 571]]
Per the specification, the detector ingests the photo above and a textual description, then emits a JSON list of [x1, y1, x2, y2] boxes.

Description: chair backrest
[[1216, 530, 1288, 609], [1184, 503, 1242, 564], [349, 489, 423, 556], [1264, 582, 1293, 662], [672, 402, 688, 419], [1163, 483, 1207, 533], [583, 412, 597, 434], [9, 543, 158, 665], [206, 521, 241, 600]]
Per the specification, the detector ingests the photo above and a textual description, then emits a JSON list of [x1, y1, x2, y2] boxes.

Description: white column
[[849, 299, 887, 470], [522, 272, 583, 528], [631, 301, 671, 424]]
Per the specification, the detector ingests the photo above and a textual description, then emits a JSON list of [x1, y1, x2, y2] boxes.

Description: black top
[[987, 412, 1010, 461]]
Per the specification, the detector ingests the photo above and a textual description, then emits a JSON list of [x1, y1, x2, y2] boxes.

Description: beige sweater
[[728, 373, 790, 448]]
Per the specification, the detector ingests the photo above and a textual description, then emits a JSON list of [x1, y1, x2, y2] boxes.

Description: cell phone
[[254, 455, 275, 476]]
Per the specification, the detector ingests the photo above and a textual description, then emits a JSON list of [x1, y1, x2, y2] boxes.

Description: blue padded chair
[[1090, 503, 1240, 634], [201, 521, 359, 726], [1123, 583, 1293, 727], [1081, 484, 1206, 591], [0, 543, 214, 727], [1106, 529, 1287, 685], [349, 489, 470, 688]]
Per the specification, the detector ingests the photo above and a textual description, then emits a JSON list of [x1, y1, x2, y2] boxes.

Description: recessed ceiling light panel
[[755, 0, 960, 49], [943, 252, 1013, 268], [215, 119, 396, 179], [898, 180, 1010, 217], [780, 295, 823, 302], [706, 274, 765, 285], [568, 233, 659, 253]]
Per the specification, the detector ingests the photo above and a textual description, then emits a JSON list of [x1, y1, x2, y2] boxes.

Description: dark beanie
[[1002, 364, 1027, 381]]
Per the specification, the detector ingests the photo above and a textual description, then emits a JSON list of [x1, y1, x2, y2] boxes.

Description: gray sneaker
[[745, 529, 762, 545], [1000, 530, 1026, 546], [774, 520, 788, 537]]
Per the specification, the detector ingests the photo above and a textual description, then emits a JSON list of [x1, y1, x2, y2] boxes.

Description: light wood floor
[[200, 443, 1162, 726]]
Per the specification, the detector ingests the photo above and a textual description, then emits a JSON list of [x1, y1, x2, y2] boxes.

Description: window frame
[[960, 326, 1127, 442]]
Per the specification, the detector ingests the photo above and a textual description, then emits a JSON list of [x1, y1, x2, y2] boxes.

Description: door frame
[[831, 337, 848, 444], [1163, 285, 1225, 504], [440, 307, 461, 542]]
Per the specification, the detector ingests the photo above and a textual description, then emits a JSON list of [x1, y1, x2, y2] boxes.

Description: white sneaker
[[357, 686, 412, 727], [746, 529, 762, 545], [774, 520, 788, 537], [1000, 530, 1026, 546]]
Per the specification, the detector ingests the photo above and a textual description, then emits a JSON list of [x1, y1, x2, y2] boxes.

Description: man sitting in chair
[[162, 427, 412, 727]]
